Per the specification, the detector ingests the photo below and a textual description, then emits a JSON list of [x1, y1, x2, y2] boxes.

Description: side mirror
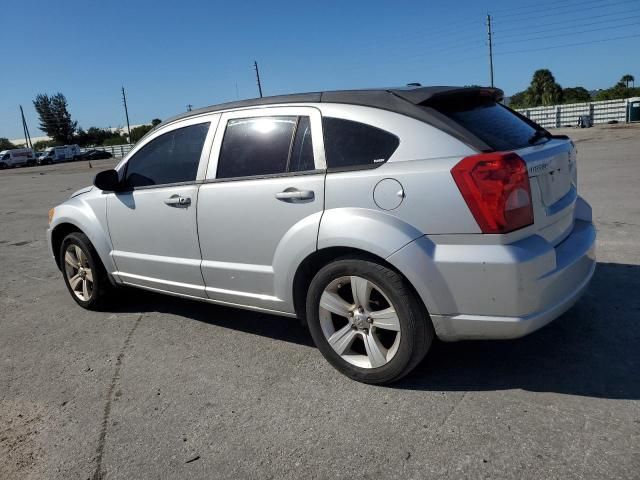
[[93, 169, 121, 192]]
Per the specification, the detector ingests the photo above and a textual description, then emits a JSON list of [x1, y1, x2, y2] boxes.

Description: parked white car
[[47, 86, 596, 384], [0, 148, 35, 168], [38, 145, 81, 165]]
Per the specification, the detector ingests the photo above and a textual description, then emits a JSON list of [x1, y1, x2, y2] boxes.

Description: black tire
[[59, 232, 110, 310], [0, 162, 6, 169], [306, 257, 434, 384]]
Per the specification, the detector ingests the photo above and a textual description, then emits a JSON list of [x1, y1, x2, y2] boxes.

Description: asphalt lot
[[1, 124, 639, 479]]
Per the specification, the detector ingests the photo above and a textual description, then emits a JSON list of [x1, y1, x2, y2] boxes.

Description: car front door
[[107, 116, 218, 298], [197, 107, 326, 313]]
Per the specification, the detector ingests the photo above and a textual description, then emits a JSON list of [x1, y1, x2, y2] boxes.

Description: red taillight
[[451, 152, 533, 234]]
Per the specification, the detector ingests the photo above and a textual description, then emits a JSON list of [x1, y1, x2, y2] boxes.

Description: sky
[[2, 0, 639, 140]]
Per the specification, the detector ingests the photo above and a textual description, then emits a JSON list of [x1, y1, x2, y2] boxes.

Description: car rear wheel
[[60, 232, 110, 309], [306, 257, 434, 384]]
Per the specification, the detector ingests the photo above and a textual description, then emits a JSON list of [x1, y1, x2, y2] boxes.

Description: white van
[[39, 145, 81, 165], [0, 148, 35, 169]]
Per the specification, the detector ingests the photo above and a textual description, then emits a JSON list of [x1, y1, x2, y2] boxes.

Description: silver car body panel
[[198, 106, 325, 312], [47, 95, 596, 339]]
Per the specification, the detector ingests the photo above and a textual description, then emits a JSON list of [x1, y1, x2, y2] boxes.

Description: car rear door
[[106, 115, 218, 297], [197, 107, 326, 313]]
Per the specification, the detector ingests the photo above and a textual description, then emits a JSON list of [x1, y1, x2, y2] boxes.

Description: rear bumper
[[387, 201, 596, 341], [431, 253, 595, 340]]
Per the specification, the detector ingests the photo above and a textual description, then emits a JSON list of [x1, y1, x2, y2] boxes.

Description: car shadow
[[108, 287, 315, 347], [106, 262, 639, 400]]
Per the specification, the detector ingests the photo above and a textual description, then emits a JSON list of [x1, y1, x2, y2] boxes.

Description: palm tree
[[525, 69, 563, 107], [621, 74, 635, 89]]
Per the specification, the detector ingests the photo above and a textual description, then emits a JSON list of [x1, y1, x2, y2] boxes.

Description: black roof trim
[[150, 86, 505, 152]]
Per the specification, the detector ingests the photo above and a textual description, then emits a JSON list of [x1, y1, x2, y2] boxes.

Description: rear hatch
[[423, 90, 577, 245]]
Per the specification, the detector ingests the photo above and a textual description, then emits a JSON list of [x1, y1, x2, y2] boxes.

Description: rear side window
[[322, 117, 399, 169], [216, 116, 316, 179], [124, 122, 209, 188], [429, 96, 538, 151], [289, 116, 314, 172]]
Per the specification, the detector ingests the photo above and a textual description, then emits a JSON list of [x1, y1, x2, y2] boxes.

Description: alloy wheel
[[319, 275, 401, 369], [64, 244, 94, 302]]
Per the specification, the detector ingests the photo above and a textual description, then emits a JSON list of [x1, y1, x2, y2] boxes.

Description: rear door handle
[[275, 189, 315, 202], [164, 195, 191, 206]]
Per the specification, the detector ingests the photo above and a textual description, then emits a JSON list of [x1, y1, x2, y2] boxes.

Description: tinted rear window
[[429, 96, 539, 151], [322, 117, 399, 169]]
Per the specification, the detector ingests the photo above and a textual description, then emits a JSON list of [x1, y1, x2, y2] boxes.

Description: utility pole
[[121, 87, 132, 144], [19, 105, 33, 149], [253, 60, 263, 98], [486, 13, 494, 88]]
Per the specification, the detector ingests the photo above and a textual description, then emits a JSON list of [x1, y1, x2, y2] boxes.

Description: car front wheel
[[306, 257, 434, 384], [60, 232, 110, 309]]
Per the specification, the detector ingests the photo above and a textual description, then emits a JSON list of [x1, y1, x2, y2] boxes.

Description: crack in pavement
[[91, 314, 143, 480]]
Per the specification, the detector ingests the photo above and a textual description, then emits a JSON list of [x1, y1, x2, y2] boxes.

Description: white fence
[[86, 144, 134, 158], [516, 97, 640, 129]]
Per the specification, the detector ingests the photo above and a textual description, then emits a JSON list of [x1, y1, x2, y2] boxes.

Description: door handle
[[164, 195, 191, 206], [275, 189, 314, 202]]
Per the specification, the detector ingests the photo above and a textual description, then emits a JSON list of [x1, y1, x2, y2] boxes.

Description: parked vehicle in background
[[38, 145, 81, 165], [0, 148, 35, 168], [46, 86, 596, 384], [80, 149, 113, 160]]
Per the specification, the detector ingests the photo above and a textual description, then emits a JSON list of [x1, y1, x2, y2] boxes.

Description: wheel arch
[[291, 246, 429, 323], [51, 222, 83, 269], [49, 203, 116, 277]]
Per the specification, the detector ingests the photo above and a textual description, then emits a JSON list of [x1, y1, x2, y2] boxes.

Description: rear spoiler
[[391, 86, 504, 106]]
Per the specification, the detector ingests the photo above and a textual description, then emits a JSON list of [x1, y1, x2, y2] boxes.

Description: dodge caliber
[[47, 86, 596, 384]]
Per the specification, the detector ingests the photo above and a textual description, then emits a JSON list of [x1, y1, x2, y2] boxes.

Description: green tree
[[0, 138, 16, 150], [33, 93, 77, 143], [102, 135, 128, 146], [33, 139, 61, 150], [562, 87, 591, 104], [594, 80, 640, 101], [621, 74, 635, 88], [507, 90, 527, 108], [524, 69, 563, 107], [75, 127, 123, 147], [151, 118, 161, 127], [130, 124, 154, 143]]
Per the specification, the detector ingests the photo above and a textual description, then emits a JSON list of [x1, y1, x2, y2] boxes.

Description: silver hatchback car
[[47, 86, 596, 384]]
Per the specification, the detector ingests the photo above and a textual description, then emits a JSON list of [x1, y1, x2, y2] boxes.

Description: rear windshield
[[429, 95, 540, 151]]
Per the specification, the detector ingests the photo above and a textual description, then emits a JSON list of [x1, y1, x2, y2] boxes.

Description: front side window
[[216, 116, 315, 179], [322, 117, 399, 169], [124, 122, 210, 188]]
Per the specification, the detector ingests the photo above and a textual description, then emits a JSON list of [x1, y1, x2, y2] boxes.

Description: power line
[[495, 20, 640, 45], [495, 32, 640, 56], [493, 8, 640, 35], [495, 0, 630, 20], [493, 0, 639, 25], [492, 0, 595, 15]]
